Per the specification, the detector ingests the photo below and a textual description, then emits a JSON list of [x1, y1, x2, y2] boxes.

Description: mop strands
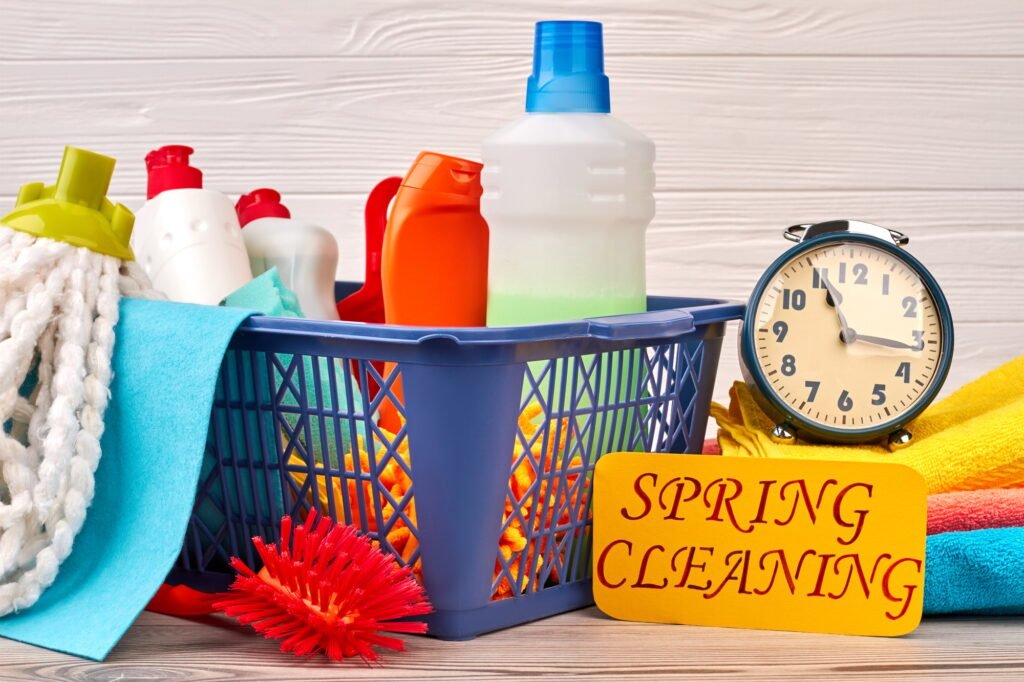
[[0, 147, 156, 615]]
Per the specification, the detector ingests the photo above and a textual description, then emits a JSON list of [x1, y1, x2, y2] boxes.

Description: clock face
[[750, 239, 947, 434]]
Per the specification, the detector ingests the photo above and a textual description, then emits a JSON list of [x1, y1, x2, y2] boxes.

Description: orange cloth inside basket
[[288, 403, 588, 600]]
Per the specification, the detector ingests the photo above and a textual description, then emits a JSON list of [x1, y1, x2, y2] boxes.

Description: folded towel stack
[[712, 356, 1024, 494], [707, 356, 1024, 616], [924, 488, 1024, 615]]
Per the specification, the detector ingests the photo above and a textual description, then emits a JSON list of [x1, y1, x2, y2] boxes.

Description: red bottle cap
[[145, 145, 203, 199], [235, 188, 291, 227]]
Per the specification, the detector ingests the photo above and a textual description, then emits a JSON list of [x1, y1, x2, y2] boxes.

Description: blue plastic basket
[[170, 282, 743, 639]]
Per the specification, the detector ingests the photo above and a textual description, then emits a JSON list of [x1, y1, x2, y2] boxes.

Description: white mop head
[[0, 148, 159, 614]]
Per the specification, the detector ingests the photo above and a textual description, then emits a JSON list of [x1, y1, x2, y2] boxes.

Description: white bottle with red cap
[[131, 145, 253, 305], [236, 189, 340, 321]]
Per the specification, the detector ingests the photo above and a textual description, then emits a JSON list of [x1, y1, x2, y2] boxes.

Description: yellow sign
[[593, 453, 926, 636]]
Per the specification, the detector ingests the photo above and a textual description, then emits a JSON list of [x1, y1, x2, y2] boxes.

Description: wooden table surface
[[2, 608, 1023, 680]]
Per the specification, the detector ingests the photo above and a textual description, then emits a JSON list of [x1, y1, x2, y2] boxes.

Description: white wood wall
[[2, 1, 1022, 403]]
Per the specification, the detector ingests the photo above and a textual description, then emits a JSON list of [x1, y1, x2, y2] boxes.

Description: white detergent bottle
[[132, 145, 253, 305], [482, 20, 655, 326], [236, 188, 341, 321]]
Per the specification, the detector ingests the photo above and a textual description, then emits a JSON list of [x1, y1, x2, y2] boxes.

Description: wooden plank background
[[1, 0, 1021, 403]]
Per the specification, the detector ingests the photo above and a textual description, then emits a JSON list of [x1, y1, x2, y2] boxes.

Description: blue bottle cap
[[526, 21, 610, 114]]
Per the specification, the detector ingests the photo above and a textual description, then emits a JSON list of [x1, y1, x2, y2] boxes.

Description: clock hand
[[853, 333, 920, 351], [820, 275, 853, 343]]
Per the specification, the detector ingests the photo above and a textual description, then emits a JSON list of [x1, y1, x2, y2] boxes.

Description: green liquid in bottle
[[487, 291, 646, 327], [489, 290, 649, 456]]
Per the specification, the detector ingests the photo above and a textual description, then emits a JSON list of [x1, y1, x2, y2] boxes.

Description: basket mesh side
[[491, 339, 706, 599], [183, 351, 421, 579]]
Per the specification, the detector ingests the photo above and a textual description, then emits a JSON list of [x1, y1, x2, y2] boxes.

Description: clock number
[[804, 380, 820, 402], [912, 330, 925, 351], [781, 354, 797, 376], [902, 296, 918, 318], [772, 320, 789, 343], [896, 362, 911, 383], [838, 262, 847, 284], [812, 267, 829, 290], [853, 263, 868, 285], [882, 273, 891, 296], [837, 390, 854, 412], [872, 384, 887, 406], [783, 288, 806, 311]]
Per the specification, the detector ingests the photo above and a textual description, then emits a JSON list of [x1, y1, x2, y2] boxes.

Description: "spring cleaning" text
[[594, 473, 922, 621]]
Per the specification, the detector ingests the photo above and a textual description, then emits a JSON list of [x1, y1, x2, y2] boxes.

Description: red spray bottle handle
[[364, 176, 401, 288], [336, 176, 402, 324]]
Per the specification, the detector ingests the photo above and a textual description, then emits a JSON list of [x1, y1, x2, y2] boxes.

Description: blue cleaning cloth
[[924, 526, 1024, 615], [0, 298, 254, 660]]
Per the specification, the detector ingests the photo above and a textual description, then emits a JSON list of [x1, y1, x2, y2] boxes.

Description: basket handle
[[584, 308, 695, 341]]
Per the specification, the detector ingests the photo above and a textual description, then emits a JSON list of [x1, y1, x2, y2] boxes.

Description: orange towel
[[928, 489, 1024, 535]]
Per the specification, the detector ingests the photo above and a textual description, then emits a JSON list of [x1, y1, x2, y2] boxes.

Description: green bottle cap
[[1, 146, 135, 260]]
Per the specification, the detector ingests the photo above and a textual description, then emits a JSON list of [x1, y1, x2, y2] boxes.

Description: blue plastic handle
[[584, 308, 695, 340]]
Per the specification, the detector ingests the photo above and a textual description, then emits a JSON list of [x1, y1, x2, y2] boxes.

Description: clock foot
[[888, 428, 913, 452], [770, 422, 796, 444]]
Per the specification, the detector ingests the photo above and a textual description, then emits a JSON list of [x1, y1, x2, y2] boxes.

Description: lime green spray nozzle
[[1, 146, 135, 260]]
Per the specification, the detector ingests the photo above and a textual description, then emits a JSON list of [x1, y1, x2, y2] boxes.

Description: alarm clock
[[740, 220, 954, 450]]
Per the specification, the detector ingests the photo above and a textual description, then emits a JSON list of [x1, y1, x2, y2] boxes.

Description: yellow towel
[[712, 356, 1024, 494]]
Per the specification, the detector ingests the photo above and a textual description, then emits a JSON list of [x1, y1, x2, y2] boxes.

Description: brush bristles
[[213, 512, 432, 664]]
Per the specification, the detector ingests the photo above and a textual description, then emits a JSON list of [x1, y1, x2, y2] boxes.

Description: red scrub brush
[[213, 512, 432, 664]]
